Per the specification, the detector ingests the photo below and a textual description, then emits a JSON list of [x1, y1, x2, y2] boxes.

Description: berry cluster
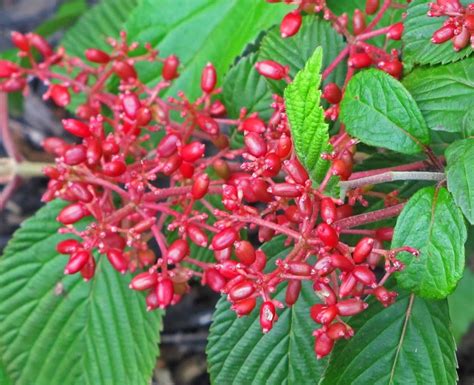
[[428, 0, 474, 50], [0, 14, 422, 358]]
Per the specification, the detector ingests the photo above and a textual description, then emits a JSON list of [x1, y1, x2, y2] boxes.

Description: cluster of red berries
[[0, 9, 420, 358], [428, 0, 474, 50]]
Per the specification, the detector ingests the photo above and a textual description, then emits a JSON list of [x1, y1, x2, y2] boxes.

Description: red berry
[[11, 31, 29, 51], [201, 62, 217, 93], [43, 137, 69, 156], [387, 22, 404, 40], [353, 237, 375, 263], [285, 280, 302, 306], [57, 203, 88, 225], [65, 250, 91, 275], [284, 159, 309, 185], [62, 119, 91, 138], [255, 60, 288, 80], [431, 25, 455, 44], [310, 304, 338, 324], [0, 60, 18, 78], [102, 139, 120, 156], [315, 332, 334, 359], [332, 158, 352, 180], [56, 239, 81, 254], [122, 92, 141, 119], [136, 107, 152, 126], [229, 280, 255, 301], [196, 114, 220, 135], [85, 48, 110, 64], [181, 142, 205, 162], [365, 0, 379, 14], [162, 55, 180, 80], [129, 272, 157, 291], [29, 33, 53, 57], [465, 15, 474, 32], [327, 322, 352, 340], [373, 286, 397, 307], [106, 249, 128, 273], [85, 138, 102, 166], [321, 198, 337, 224], [244, 132, 267, 157], [0, 77, 26, 92], [348, 52, 372, 69], [232, 297, 256, 316], [330, 253, 355, 272], [260, 301, 276, 333], [167, 239, 189, 263], [268, 183, 302, 198], [280, 11, 302, 38], [187, 224, 208, 247], [102, 160, 127, 177], [146, 291, 159, 311], [49, 84, 70, 107], [453, 26, 470, 51], [157, 133, 180, 157], [251, 249, 267, 272], [234, 241, 256, 266], [69, 182, 93, 203], [277, 134, 292, 158], [212, 227, 238, 251], [316, 223, 339, 248], [352, 265, 377, 286], [218, 260, 239, 279], [313, 282, 337, 305], [205, 268, 227, 292], [242, 117, 266, 133], [210, 100, 226, 116], [192, 173, 210, 199], [375, 227, 393, 242], [378, 59, 403, 79], [156, 278, 174, 308], [353, 9, 366, 35], [339, 273, 357, 297], [336, 298, 368, 316], [322, 83, 342, 104], [113, 61, 137, 80], [80, 257, 96, 281]]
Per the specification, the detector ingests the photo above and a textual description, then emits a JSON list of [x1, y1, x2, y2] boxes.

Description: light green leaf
[[449, 268, 474, 342], [125, 0, 288, 100], [258, 15, 346, 95], [0, 200, 163, 385], [36, 0, 87, 37], [340, 69, 430, 154], [403, 58, 474, 134], [223, 53, 274, 149], [319, 289, 457, 385], [392, 186, 466, 299], [284, 47, 331, 182], [446, 138, 474, 224], [402, 0, 473, 68], [207, 236, 326, 384]]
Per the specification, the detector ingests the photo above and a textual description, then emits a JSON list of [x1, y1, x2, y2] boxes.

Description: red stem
[[334, 203, 405, 229]]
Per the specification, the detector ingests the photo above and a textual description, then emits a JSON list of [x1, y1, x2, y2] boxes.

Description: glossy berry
[[336, 298, 368, 316], [260, 301, 276, 333], [330, 253, 355, 272], [353, 9, 366, 35], [431, 25, 455, 43], [284, 159, 309, 185], [315, 332, 334, 359], [181, 142, 205, 162], [229, 280, 255, 302], [187, 224, 208, 247], [49, 85, 70, 107], [285, 280, 302, 306], [387, 22, 404, 40], [348, 52, 372, 69], [321, 197, 337, 224], [102, 160, 127, 177], [244, 132, 267, 157], [11, 31, 29, 51], [280, 11, 302, 38], [62, 119, 91, 138], [365, 0, 379, 14], [310, 304, 337, 324], [204, 268, 227, 292], [232, 297, 256, 317], [192, 173, 210, 199], [113, 61, 137, 80], [57, 203, 88, 225], [156, 278, 174, 308], [129, 272, 157, 291], [378, 59, 403, 79], [162, 55, 180, 80], [374, 286, 397, 306], [65, 250, 91, 274], [122, 92, 141, 119], [106, 249, 128, 273], [316, 223, 339, 248], [353, 237, 375, 263], [29, 33, 53, 57], [322, 83, 342, 104], [255, 60, 288, 80], [352, 265, 377, 286], [85, 48, 111, 64], [268, 183, 301, 198], [375, 227, 394, 241], [242, 117, 266, 133], [234, 241, 256, 266], [212, 227, 238, 251], [56, 239, 81, 254], [201, 63, 217, 93], [167, 239, 189, 263]]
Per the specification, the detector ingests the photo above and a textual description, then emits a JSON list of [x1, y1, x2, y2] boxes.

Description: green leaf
[[445, 138, 474, 224], [402, 0, 473, 68], [449, 268, 474, 342], [223, 52, 274, 149], [340, 69, 430, 154], [0, 200, 163, 385], [319, 290, 457, 385], [258, 15, 346, 95], [36, 0, 87, 37], [403, 58, 474, 134], [284, 47, 331, 182], [392, 186, 466, 299], [126, 0, 288, 100], [61, 0, 140, 56], [207, 236, 326, 384]]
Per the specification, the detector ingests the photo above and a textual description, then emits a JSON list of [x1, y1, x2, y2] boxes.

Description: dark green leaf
[[393, 186, 466, 299], [126, 0, 288, 100], [402, 0, 473, 68], [258, 15, 346, 95], [403, 57, 474, 134], [223, 53, 274, 149], [446, 138, 474, 224], [340, 69, 430, 154], [448, 268, 474, 342], [207, 236, 326, 385], [36, 0, 87, 37], [0, 200, 163, 385], [284, 47, 331, 182], [61, 0, 139, 56], [320, 290, 457, 385]]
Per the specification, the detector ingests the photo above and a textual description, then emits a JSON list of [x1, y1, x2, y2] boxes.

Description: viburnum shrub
[[0, 0, 472, 384]]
